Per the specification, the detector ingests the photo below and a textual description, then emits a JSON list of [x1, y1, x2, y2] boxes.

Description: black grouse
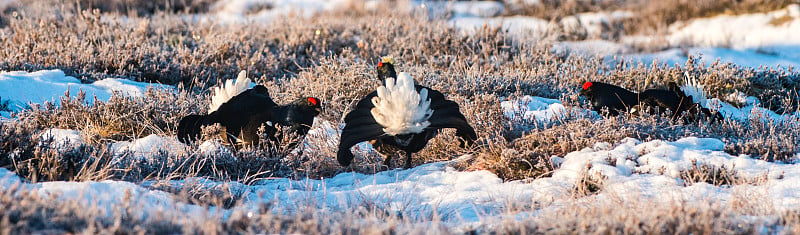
[[177, 71, 322, 149], [579, 81, 639, 116], [337, 57, 477, 169], [580, 79, 722, 122]]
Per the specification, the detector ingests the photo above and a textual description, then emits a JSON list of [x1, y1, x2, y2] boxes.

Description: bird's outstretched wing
[[424, 87, 478, 146], [177, 114, 208, 144], [337, 86, 478, 166], [211, 85, 277, 119], [337, 91, 387, 166]]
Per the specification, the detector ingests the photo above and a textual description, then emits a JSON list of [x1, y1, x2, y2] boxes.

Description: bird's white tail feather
[[209, 71, 253, 113], [370, 72, 434, 135], [681, 72, 709, 108]]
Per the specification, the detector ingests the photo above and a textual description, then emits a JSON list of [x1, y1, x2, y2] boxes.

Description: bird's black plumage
[[337, 59, 477, 169], [580, 81, 723, 122], [579, 81, 640, 116], [177, 84, 322, 149]]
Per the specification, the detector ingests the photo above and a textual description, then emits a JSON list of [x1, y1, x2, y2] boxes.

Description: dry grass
[[0, 0, 799, 233], [0, 181, 440, 234], [0, 0, 797, 179], [679, 162, 769, 186], [490, 199, 785, 234]]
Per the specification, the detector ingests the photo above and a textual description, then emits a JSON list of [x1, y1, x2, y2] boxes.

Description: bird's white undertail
[[371, 72, 434, 135], [681, 72, 709, 108], [209, 71, 253, 113]]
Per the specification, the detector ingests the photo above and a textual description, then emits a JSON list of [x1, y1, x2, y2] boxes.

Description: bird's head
[[376, 56, 397, 83], [579, 81, 594, 96], [295, 97, 323, 115]]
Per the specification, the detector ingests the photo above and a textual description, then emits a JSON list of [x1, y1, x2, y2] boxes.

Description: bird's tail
[[177, 114, 207, 144], [209, 71, 253, 113], [680, 72, 709, 108], [370, 72, 433, 135]]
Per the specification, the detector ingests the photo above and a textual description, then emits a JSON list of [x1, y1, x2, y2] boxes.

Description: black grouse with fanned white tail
[[579, 76, 723, 122], [337, 58, 477, 169], [177, 71, 322, 149]]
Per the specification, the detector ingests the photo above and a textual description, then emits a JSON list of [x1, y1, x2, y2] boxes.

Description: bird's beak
[[315, 107, 323, 113]]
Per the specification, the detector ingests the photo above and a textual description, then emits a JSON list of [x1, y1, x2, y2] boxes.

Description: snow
[[560, 11, 634, 39], [450, 1, 504, 18], [242, 158, 566, 224], [620, 47, 800, 69], [0, 0, 16, 8], [111, 134, 189, 162], [621, 5, 800, 68], [38, 128, 84, 152], [667, 4, 800, 50], [551, 136, 800, 211], [0, 166, 209, 221], [0, 70, 172, 116], [2, 2, 800, 232], [4, 133, 800, 230], [447, 3, 800, 68], [501, 96, 569, 122], [449, 16, 550, 37], [710, 97, 800, 122], [209, 0, 353, 23]]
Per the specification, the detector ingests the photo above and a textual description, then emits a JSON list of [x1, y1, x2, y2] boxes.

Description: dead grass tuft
[[679, 162, 767, 186]]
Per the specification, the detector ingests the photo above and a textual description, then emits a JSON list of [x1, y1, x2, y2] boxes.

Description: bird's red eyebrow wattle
[[378, 62, 383, 67], [583, 82, 593, 90], [307, 97, 318, 105]]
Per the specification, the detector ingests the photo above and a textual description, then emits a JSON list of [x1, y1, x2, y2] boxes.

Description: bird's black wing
[[337, 91, 387, 166], [177, 114, 208, 144], [207, 86, 277, 135], [421, 86, 478, 146], [213, 85, 277, 119]]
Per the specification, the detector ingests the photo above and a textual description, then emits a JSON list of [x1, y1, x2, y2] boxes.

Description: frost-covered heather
[[1, 0, 800, 233]]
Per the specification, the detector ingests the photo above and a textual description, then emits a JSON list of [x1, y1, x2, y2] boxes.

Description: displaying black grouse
[[337, 57, 477, 169], [177, 71, 322, 149], [580, 77, 723, 122], [579, 81, 639, 116]]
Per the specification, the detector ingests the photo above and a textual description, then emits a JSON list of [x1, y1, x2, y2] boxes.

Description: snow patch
[[668, 4, 800, 50], [38, 128, 84, 152], [560, 11, 633, 39], [450, 1, 504, 18], [621, 47, 800, 68], [199, 140, 234, 156], [111, 134, 189, 161], [0, 70, 172, 113], [501, 96, 567, 122], [210, 0, 354, 23], [449, 16, 549, 37], [4, 133, 800, 230]]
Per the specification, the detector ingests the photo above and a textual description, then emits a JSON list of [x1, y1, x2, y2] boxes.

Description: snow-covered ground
[[194, 0, 800, 68], [5, 132, 800, 231], [2, 0, 800, 232], [208, 0, 355, 23], [0, 70, 171, 117], [450, 2, 800, 68], [6, 71, 799, 230]]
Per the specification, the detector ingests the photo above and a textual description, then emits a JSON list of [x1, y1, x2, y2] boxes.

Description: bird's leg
[[403, 151, 413, 169]]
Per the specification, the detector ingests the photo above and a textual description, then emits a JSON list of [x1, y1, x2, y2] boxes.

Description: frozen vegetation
[[1, 0, 800, 233]]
